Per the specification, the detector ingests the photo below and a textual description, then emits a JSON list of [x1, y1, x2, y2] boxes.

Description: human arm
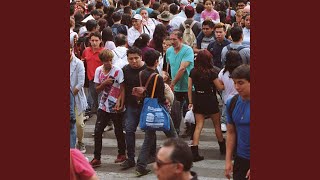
[[127, 29, 135, 47], [225, 123, 236, 179], [246, 169, 250, 180], [213, 78, 224, 91], [114, 83, 125, 112], [188, 77, 193, 110], [170, 61, 190, 90]]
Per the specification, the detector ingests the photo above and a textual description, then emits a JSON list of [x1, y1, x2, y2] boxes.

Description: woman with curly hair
[[188, 49, 225, 162]]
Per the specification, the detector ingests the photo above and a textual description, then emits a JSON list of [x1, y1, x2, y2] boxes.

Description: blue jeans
[[221, 104, 227, 124], [124, 104, 157, 162], [136, 116, 178, 169], [70, 119, 77, 149]]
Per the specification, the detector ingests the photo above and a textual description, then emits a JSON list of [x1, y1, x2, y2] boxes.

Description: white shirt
[[127, 26, 152, 47], [78, 26, 87, 37], [218, 69, 238, 104], [169, 15, 186, 30], [112, 46, 129, 69]]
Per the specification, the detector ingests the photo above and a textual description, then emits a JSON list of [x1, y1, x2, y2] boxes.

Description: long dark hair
[[133, 33, 150, 48], [223, 49, 242, 75], [152, 24, 168, 52], [194, 49, 214, 77]]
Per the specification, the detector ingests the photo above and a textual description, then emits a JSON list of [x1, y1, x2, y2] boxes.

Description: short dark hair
[[144, 50, 160, 66], [89, 31, 102, 40], [124, 6, 132, 14], [112, 12, 122, 22], [223, 50, 242, 74], [86, 19, 98, 31], [127, 46, 142, 56], [143, 0, 151, 6], [95, 1, 104, 9], [122, 0, 130, 6], [91, 9, 101, 16], [87, 3, 95, 12], [115, 34, 127, 46], [230, 26, 243, 42], [195, 3, 204, 14], [202, 19, 215, 28], [152, 2, 160, 10], [171, 29, 183, 39], [162, 138, 193, 171], [230, 64, 250, 82], [169, 3, 178, 15]]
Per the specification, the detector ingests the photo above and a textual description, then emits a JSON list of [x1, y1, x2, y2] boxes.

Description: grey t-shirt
[[201, 36, 215, 50], [221, 43, 250, 66]]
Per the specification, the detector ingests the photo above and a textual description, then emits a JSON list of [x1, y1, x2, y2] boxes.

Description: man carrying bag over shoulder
[[135, 49, 178, 177]]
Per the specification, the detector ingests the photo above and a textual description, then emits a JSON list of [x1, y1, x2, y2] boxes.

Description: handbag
[[139, 74, 171, 131]]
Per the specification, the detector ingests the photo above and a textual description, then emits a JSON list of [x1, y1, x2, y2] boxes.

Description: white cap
[[81, 15, 95, 23], [133, 14, 143, 21], [180, 0, 188, 6]]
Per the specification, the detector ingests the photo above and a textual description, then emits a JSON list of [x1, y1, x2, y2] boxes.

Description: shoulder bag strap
[[139, 71, 143, 86], [151, 74, 159, 98], [145, 73, 157, 88]]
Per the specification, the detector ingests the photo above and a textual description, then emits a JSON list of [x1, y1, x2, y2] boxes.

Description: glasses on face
[[155, 158, 176, 168]]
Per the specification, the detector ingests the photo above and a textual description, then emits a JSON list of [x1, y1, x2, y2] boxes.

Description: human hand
[[188, 103, 193, 110], [102, 77, 114, 86], [73, 88, 79, 95], [225, 161, 233, 179], [246, 169, 250, 180], [170, 83, 175, 91]]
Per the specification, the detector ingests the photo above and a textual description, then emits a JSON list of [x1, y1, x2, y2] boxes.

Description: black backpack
[[228, 94, 239, 122], [76, 31, 90, 57]]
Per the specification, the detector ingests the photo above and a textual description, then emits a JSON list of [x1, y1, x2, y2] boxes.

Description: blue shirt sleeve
[[181, 46, 194, 63]]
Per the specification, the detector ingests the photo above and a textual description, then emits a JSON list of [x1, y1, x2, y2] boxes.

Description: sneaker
[[76, 142, 86, 153], [104, 124, 114, 132], [221, 123, 227, 133], [135, 167, 151, 177], [120, 159, 136, 170], [114, 154, 127, 163], [90, 158, 101, 168]]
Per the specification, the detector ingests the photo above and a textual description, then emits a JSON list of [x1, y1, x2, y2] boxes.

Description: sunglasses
[[155, 158, 177, 168]]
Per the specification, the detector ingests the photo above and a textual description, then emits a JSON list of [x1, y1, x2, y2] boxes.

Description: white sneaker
[[221, 123, 227, 133]]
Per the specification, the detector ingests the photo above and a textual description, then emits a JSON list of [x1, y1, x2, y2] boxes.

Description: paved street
[[82, 112, 228, 180]]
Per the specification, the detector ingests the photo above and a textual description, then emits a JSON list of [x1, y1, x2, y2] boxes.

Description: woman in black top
[[188, 49, 226, 162]]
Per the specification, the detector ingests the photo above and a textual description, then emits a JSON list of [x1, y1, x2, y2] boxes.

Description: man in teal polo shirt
[[166, 29, 194, 136]]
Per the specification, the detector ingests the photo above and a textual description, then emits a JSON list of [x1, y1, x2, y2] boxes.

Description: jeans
[[124, 105, 143, 162], [89, 80, 99, 112], [93, 109, 126, 160], [173, 92, 189, 134], [221, 104, 227, 124], [136, 116, 178, 169], [70, 119, 77, 149]]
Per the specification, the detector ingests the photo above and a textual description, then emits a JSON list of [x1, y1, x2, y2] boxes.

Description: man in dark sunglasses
[[153, 138, 198, 180]]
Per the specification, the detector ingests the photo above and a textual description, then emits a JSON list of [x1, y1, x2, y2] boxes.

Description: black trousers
[[94, 109, 126, 160], [233, 155, 250, 180]]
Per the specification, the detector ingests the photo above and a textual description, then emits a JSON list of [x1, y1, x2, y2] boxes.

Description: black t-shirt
[[123, 63, 147, 106], [140, 68, 166, 105], [189, 68, 218, 94]]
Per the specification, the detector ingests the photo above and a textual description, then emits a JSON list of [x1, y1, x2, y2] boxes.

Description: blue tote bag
[[140, 74, 171, 131]]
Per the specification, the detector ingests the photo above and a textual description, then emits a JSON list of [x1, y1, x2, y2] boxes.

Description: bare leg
[[192, 113, 205, 145], [210, 112, 224, 142]]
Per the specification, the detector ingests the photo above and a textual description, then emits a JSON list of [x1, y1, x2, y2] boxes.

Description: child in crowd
[[200, 0, 220, 24]]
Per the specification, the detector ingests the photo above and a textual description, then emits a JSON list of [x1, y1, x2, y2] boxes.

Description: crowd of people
[[69, 0, 250, 179]]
